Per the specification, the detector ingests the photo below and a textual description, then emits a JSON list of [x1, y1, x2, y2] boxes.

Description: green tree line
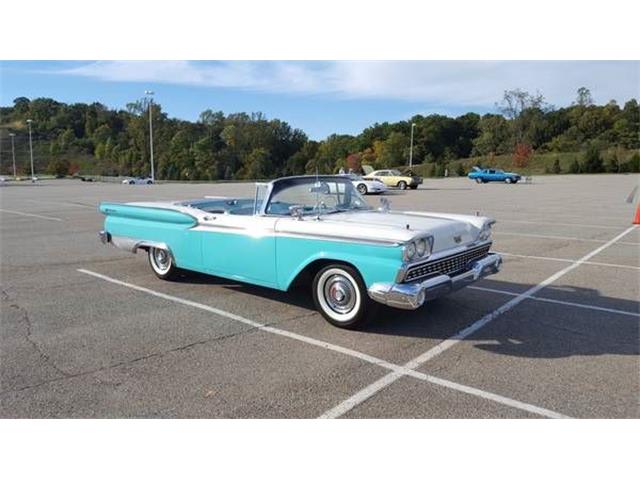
[[0, 88, 638, 179]]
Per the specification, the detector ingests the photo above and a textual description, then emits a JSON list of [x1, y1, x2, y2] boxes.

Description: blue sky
[[1, 61, 638, 140]]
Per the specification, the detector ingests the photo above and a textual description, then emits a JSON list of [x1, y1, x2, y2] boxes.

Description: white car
[[344, 174, 388, 195], [123, 177, 154, 185]]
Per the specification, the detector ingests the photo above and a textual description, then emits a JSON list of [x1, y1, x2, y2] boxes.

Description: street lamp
[[409, 122, 416, 169], [145, 90, 155, 182], [26, 119, 35, 181], [9, 133, 16, 178]]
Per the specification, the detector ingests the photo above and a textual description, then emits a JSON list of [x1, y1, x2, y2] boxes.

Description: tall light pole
[[26, 119, 35, 181], [9, 133, 17, 178], [145, 90, 155, 182], [409, 122, 416, 169]]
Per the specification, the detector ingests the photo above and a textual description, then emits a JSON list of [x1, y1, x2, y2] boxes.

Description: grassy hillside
[[411, 148, 638, 177]]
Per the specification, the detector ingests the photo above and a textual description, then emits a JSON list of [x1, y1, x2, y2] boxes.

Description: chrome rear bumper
[[368, 253, 502, 310]]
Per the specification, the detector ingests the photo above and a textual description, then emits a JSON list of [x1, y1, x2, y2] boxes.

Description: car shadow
[[171, 270, 639, 359]]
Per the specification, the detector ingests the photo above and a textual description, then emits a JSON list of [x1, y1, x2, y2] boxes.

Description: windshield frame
[[260, 176, 371, 217]]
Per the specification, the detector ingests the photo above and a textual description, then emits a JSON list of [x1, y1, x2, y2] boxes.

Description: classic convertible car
[[98, 176, 501, 328]]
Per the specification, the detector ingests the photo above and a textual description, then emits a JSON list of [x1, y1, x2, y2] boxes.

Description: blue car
[[98, 175, 501, 329], [468, 167, 521, 184]]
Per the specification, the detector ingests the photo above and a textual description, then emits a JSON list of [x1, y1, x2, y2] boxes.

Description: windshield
[[266, 177, 370, 216], [390, 169, 402, 175]]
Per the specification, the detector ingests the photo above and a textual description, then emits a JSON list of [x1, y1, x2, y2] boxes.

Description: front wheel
[[148, 247, 180, 280], [357, 183, 368, 195], [397, 181, 407, 190], [505, 177, 512, 184], [475, 178, 482, 184], [312, 265, 374, 329], [410, 185, 418, 190]]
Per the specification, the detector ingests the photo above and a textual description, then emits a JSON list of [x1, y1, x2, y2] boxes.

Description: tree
[[512, 143, 533, 168], [582, 146, 604, 173], [568, 158, 581, 174], [498, 89, 548, 147], [552, 157, 561, 174], [47, 158, 70, 176], [574, 87, 593, 107], [455, 163, 466, 176]]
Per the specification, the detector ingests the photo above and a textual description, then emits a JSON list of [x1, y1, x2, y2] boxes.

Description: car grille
[[403, 243, 491, 282]]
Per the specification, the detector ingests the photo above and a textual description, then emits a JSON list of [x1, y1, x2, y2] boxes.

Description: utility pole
[[409, 122, 416, 169], [145, 90, 155, 182], [26, 119, 35, 181], [9, 133, 17, 178]]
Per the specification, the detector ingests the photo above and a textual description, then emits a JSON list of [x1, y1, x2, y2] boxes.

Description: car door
[[198, 213, 278, 288], [377, 171, 392, 186]]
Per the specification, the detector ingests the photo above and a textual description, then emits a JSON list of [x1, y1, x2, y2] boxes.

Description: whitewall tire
[[312, 264, 374, 329], [148, 247, 180, 280]]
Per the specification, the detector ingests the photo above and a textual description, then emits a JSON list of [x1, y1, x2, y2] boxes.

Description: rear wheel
[[397, 181, 407, 190], [148, 247, 180, 280], [312, 264, 374, 329], [505, 177, 512, 184], [129, 180, 135, 185], [357, 183, 368, 195]]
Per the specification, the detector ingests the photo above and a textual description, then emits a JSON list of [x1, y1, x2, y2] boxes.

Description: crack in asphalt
[[0, 306, 317, 397], [1, 288, 71, 379]]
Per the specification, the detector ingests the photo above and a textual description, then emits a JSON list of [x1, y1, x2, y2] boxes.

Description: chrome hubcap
[[324, 275, 356, 314], [152, 248, 170, 272]]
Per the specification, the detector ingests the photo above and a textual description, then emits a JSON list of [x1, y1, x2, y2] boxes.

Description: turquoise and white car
[[98, 176, 502, 328]]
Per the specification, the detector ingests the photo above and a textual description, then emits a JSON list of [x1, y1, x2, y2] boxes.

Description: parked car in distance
[[123, 176, 154, 185], [98, 175, 501, 329], [75, 175, 95, 182], [363, 168, 422, 190], [343, 173, 387, 195], [468, 167, 521, 184]]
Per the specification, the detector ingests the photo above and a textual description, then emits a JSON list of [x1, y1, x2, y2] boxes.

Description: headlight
[[416, 238, 427, 257], [478, 222, 493, 241], [404, 242, 416, 261], [404, 236, 432, 262]]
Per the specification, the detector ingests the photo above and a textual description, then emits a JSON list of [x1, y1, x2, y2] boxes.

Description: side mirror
[[379, 197, 390, 212], [289, 205, 304, 220]]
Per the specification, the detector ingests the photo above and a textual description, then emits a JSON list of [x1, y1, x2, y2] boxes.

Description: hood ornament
[[379, 197, 390, 212]]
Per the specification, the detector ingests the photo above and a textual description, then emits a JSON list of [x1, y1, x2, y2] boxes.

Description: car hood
[[275, 210, 490, 252]]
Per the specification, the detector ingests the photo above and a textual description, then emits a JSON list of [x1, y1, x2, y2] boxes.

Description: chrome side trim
[[275, 230, 401, 247], [99, 231, 173, 258], [370, 253, 502, 310]]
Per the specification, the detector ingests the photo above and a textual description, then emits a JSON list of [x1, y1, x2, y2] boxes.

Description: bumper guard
[[368, 253, 502, 310]]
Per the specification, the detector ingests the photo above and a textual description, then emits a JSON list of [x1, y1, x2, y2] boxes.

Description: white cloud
[[58, 60, 639, 108]]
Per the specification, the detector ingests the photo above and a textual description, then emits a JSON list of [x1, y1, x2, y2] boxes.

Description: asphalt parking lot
[[1, 174, 638, 418]]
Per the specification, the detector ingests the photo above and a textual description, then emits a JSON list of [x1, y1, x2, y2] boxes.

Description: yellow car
[[363, 168, 423, 190]]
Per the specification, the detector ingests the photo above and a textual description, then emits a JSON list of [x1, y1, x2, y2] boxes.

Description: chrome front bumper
[[368, 253, 502, 310]]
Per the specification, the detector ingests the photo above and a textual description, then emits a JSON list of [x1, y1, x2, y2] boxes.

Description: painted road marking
[[494, 231, 639, 246], [468, 286, 640, 318], [0, 208, 63, 222], [498, 219, 626, 230], [319, 225, 637, 419], [497, 252, 640, 271], [77, 268, 570, 419]]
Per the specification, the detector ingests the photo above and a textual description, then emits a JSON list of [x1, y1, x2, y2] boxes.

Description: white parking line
[[468, 286, 640, 318], [77, 268, 570, 419], [498, 219, 625, 230], [0, 208, 63, 222], [319, 225, 637, 419], [495, 231, 639, 246], [25, 199, 97, 210], [497, 252, 640, 271]]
